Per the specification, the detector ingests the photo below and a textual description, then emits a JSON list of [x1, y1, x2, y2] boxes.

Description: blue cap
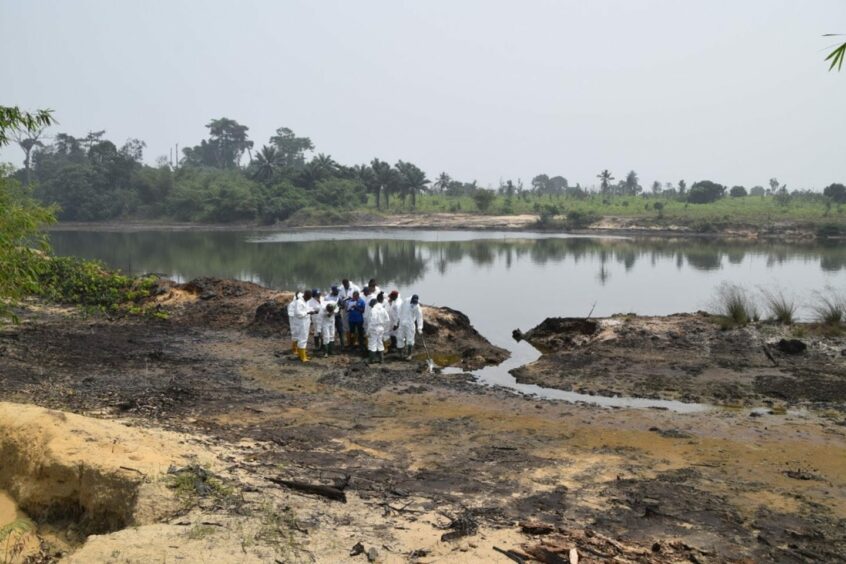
[[411, 294, 419, 303]]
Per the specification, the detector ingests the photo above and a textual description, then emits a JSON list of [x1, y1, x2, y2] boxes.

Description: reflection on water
[[50, 229, 846, 361]]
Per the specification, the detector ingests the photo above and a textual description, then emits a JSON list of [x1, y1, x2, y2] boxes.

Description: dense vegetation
[[8, 117, 845, 228], [0, 106, 160, 319]]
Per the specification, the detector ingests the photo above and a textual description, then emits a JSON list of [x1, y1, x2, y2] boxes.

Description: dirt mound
[[520, 317, 599, 351], [0, 403, 211, 536], [144, 277, 506, 368]]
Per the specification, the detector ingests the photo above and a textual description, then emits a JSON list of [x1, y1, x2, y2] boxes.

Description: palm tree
[[597, 170, 614, 194], [396, 161, 430, 208], [252, 145, 279, 183], [433, 172, 451, 194], [311, 153, 337, 176], [371, 158, 396, 209], [354, 164, 379, 208]]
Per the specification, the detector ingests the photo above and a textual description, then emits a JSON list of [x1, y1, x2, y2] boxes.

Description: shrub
[[730, 185, 747, 197], [472, 189, 496, 212], [811, 289, 845, 325], [687, 181, 726, 204], [565, 210, 599, 229], [712, 282, 759, 325], [823, 183, 846, 203], [759, 288, 796, 324], [34, 256, 156, 312], [817, 223, 843, 239]]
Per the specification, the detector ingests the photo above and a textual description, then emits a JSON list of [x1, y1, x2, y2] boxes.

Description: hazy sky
[[2, 0, 844, 190]]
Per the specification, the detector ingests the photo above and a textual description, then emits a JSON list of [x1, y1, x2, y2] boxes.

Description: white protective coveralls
[[294, 295, 312, 349], [367, 302, 391, 352], [287, 293, 302, 349], [308, 296, 323, 337], [388, 296, 403, 342], [398, 300, 424, 347], [319, 303, 337, 343]]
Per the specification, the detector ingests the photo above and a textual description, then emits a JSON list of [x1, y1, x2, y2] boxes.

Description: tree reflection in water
[[48, 230, 846, 291]]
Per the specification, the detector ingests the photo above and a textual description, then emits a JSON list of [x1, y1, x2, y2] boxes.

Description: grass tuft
[[759, 288, 797, 324], [811, 288, 845, 325], [712, 282, 759, 326]]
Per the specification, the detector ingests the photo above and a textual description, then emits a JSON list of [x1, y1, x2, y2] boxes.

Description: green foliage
[[759, 288, 796, 324], [472, 189, 496, 212], [0, 106, 53, 147], [687, 180, 726, 204], [729, 185, 747, 198], [824, 35, 846, 71], [712, 282, 759, 325], [811, 289, 845, 325], [824, 183, 846, 203], [0, 169, 56, 319], [34, 256, 156, 313]]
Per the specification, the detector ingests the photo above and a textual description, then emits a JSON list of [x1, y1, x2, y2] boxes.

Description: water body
[[50, 229, 846, 409]]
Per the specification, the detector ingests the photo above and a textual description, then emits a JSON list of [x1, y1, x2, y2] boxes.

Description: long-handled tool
[[420, 332, 435, 373]]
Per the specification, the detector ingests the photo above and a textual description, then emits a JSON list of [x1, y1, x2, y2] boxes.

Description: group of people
[[286, 278, 425, 364]]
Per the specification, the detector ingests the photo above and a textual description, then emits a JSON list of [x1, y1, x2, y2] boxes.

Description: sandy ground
[[0, 281, 845, 562]]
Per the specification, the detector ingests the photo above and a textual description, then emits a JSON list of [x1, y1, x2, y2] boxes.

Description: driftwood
[[493, 546, 527, 563], [268, 477, 347, 503]]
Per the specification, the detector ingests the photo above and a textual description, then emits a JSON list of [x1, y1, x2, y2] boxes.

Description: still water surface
[[50, 229, 846, 408]]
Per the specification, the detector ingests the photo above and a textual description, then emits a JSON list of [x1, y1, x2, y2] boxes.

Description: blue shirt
[[347, 298, 366, 324]]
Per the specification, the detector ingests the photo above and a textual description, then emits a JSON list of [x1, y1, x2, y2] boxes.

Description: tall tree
[[12, 123, 49, 186], [433, 172, 451, 194], [396, 161, 429, 208], [371, 158, 396, 209], [624, 170, 641, 195], [269, 127, 314, 169], [597, 170, 614, 193], [182, 118, 253, 169], [252, 145, 280, 183]]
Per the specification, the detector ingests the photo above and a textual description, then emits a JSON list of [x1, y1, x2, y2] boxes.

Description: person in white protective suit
[[307, 289, 323, 350], [387, 290, 402, 352], [294, 290, 316, 362], [398, 294, 424, 360], [366, 296, 391, 363], [319, 302, 337, 357], [287, 291, 302, 356]]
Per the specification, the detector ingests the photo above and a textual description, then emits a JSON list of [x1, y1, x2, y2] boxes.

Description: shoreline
[[1, 281, 844, 561], [46, 213, 844, 241]]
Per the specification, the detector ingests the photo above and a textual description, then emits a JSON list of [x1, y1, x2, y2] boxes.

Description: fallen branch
[[493, 546, 527, 563], [267, 477, 347, 503]]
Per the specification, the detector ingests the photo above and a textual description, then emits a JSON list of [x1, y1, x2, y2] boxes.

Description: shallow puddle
[[444, 340, 711, 413]]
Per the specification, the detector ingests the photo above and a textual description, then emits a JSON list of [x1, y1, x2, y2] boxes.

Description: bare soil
[[0, 282, 844, 562], [49, 213, 832, 240]]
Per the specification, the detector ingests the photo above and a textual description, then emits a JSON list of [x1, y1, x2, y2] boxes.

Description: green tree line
[[8, 116, 846, 224]]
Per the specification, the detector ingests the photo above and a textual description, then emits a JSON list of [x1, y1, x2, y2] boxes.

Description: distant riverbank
[[48, 211, 844, 241]]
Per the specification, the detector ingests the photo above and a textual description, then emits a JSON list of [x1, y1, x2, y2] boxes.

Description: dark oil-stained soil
[[1, 280, 845, 562], [515, 312, 846, 407]]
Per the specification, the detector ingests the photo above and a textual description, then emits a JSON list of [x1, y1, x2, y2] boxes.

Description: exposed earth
[[49, 212, 838, 240], [0, 278, 844, 562]]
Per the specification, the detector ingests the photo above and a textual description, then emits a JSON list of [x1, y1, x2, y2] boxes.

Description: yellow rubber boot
[[298, 348, 310, 363]]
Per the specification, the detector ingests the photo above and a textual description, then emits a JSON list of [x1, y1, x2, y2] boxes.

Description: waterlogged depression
[[50, 229, 846, 408]]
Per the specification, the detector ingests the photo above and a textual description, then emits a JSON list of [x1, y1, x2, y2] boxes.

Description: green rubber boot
[[378, 351, 384, 364], [326, 342, 334, 357], [405, 345, 413, 360], [367, 351, 376, 364]]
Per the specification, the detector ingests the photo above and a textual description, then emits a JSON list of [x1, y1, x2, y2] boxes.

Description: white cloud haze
[[2, 0, 845, 190]]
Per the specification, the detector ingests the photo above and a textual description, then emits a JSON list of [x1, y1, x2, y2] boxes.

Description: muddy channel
[[0, 278, 844, 562]]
